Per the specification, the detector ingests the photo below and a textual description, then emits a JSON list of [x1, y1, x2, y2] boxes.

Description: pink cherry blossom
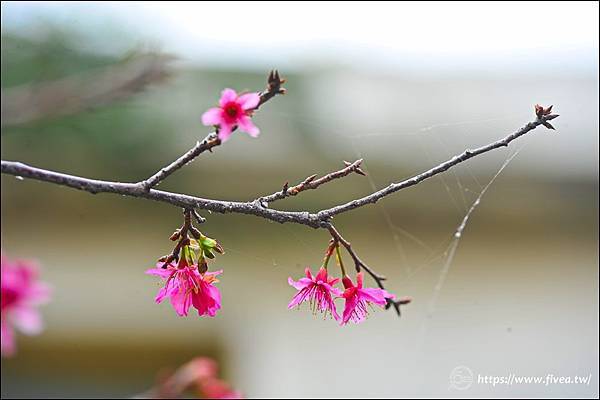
[[202, 88, 261, 142], [199, 377, 243, 399], [146, 259, 222, 317], [1, 254, 51, 357], [340, 272, 395, 325], [150, 357, 242, 398], [288, 267, 342, 321]]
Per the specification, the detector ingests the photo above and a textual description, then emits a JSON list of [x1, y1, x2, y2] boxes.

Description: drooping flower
[[340, 272, 395, 325], [202, 88, 261, 142], [1, 254, 51, 357], [146, 258, 222, 317], [288, 267, 342, 321]]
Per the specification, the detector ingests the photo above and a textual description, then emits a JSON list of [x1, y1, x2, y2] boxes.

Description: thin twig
[[138, 133, 221, 191], [258, 159, 366, 206], [138, 70, 286, 191], [316, 113, 558, 220]]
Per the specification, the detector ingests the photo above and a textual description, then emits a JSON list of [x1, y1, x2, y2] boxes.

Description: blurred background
[[1, 1, 598, 398]]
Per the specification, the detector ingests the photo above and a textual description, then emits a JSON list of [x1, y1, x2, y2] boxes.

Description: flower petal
[[145, 267, 172, 279], [315, 267, 328, 283], [341, 294, 359, 325], [11, 306, 43, 335], [202, 108, 224, 126], [329, 298, 341, 322], [304, 267, 314, 281], [219, 88, 237, 107], [238, 92, 260, 110], [287, 288, 309, 309], [322, 282, 343, 297], [218, 123, 234, 142], [155, 286, 169, 303], [355, 272, 364, 289], [237, 116, 260, 137], [204, 270, 223, 278], [359, 288, 388, 307], [288, 277, 312, 291], [170, 286, 191, 317], [1, 320, 15, 356]]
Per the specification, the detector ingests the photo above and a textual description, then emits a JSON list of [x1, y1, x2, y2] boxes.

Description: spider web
[[223, 110, 530, 325]]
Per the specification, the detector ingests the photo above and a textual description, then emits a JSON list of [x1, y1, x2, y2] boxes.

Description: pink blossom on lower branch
[[340, 272, 395, 325], [182, 357, 242, 399], [201, 88, 261, 142], [1, 253, 51, 357], [288, 267, 343, 321], [145, 357, 242, 399], [198, 377, 243, 399], [146, 259, 222, 317]]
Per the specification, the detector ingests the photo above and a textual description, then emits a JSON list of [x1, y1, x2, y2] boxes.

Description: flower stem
[[335, 242, 347, 276], [322, 240, 335, 270]]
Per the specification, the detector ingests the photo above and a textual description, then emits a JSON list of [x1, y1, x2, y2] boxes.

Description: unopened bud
[[189, 226, 202, 239], [198, 260, 208, 274], [342, 275, 353, 289]]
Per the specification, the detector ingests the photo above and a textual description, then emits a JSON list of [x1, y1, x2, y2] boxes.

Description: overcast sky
[[2, 1, 598, 74]]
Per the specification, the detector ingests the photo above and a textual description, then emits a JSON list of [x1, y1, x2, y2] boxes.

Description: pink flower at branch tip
[[1, 253, 51, 357], [202, 88, 261, 142], [340, 272, 395, 325], [146, 259, 222, 317], [288, 267, 343, 321]]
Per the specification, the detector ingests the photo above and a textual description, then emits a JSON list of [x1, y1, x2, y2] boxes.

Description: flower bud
[[342, 275, 354, 289], [198, 260, 208, 274], [169, 229, 181, 241]]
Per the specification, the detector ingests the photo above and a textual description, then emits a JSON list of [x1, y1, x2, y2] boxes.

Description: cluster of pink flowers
[[146, 258, 222, 318], [288, 268, 396, 325], [1, 253, 51, 357], [147, 220, 225, 318], [202, 88, 261, 142]]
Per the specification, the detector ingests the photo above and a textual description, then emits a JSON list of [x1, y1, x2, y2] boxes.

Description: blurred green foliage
[[1, 31, 116, 88], [1, 29, 178, 179]]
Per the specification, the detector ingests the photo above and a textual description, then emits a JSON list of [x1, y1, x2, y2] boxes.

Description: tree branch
[[1, 113, 558, 230], [1, 100, 558, 317], [0, 159, 324, 227]]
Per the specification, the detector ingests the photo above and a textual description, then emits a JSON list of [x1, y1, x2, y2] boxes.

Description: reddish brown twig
[[138, 70, 287, 191], [258, 159, 366, 206]]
